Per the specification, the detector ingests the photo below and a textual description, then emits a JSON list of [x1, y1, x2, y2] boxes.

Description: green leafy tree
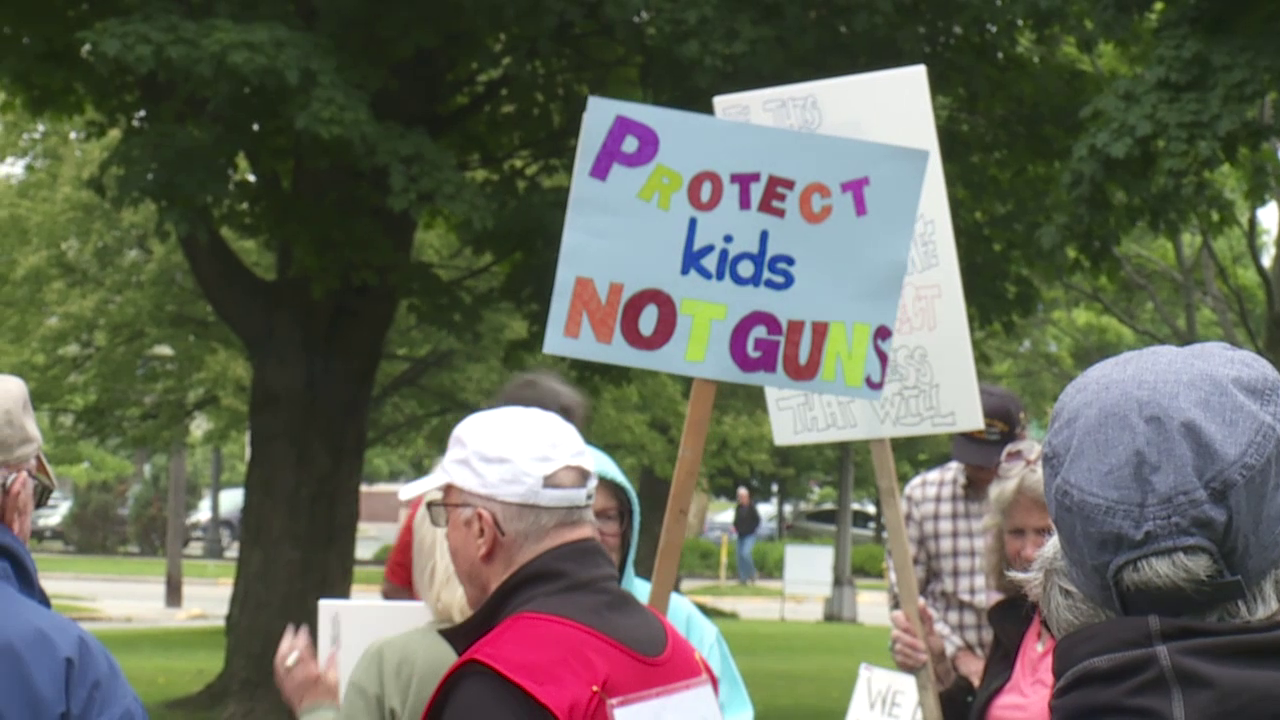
[[0, 0, 1105, 714]]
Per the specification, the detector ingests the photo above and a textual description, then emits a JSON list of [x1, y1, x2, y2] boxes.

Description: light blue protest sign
[[542, 96, 929, 398]]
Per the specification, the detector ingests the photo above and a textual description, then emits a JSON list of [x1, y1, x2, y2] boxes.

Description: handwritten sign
[[316, 598, 432, 699], [607, 676, 724, 720], [542, 96, 930, 399], [846, 663, 922, 720], [713, 66, 984, 437]]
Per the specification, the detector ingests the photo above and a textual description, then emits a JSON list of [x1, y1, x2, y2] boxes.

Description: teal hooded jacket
[[589, 445, 755, 720]]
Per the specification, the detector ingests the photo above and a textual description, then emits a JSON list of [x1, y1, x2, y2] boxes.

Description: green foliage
[[127, 472, 168, 557], [371, 544, 393, 564], [63, 478, 129, 554]]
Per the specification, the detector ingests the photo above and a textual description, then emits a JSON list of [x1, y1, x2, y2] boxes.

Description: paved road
[[45, 576, 383, 627], [46, 575, 889, 628]]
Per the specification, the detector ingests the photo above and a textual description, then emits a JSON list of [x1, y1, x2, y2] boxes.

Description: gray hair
[[455, 466, 595, 552], [984, 439, 1047, 596], [412, 490, 473, 624], [1015, 534, 1280, 638]]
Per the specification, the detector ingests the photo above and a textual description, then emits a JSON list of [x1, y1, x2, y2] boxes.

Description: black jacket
[[427, 538, 669, 719], [1050, 613, 1280, 719], [937, 594, 1039, 720], [733, 503, 760, 537]]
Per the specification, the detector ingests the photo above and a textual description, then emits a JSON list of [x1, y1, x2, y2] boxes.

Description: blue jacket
[[589, 446, 755, 720], [0, 525, 148, 719]]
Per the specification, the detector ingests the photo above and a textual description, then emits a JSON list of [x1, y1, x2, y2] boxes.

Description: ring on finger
[[283, 649, 301, 670]]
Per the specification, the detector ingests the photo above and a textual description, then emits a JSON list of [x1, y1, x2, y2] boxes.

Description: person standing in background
[[733, 487, 761, 586], [887, 384, 1027, 690]]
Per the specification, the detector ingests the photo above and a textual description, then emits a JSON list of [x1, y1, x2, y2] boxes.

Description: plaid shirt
[[887, 461, 992, 659]]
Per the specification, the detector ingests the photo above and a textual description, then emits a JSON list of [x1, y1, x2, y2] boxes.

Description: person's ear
[[473, 508, 499, 560]]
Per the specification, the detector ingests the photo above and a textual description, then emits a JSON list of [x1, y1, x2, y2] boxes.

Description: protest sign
[[543, 96, 930, 400], [846, 663, 922, 720], [713, 65, 983, 444], [782, 543, 835, 620], [607, 676, 723, 720], [543, 95, 929, 617], [315, 599, 432, 699]]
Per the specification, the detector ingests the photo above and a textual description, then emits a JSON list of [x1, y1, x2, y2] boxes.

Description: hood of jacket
[[1051, 613, 1280, 718], [588, 445, 641, 588], [0, 524, 50, 608]]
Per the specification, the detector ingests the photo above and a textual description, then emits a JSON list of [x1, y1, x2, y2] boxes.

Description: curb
[[42, 572, 226, 585], [42, 572, 383, 595]]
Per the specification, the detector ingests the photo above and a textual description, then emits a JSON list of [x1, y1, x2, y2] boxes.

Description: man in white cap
[[402, 406, 717, 718], [0, 374, 146, 716]]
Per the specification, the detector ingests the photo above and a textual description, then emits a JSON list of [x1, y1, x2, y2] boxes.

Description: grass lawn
[[35, 553, 385, 586], [99, 620, 891, 719]]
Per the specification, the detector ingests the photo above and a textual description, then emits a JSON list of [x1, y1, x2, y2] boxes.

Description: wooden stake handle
[[648, 378, 718, 616], [870, 438, 945, 720]]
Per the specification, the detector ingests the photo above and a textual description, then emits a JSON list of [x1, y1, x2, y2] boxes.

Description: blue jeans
[[736, 533, 757, 583]]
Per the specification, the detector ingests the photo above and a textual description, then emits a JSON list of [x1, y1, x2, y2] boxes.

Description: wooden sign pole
[[869, 438, 945, 720], [648, 378, 718, 616]]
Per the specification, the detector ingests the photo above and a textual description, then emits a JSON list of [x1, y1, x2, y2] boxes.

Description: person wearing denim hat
[[1017, 342, 1280, 718]]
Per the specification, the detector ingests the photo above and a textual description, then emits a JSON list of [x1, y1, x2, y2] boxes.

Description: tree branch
[[1064, 279, 1170, 345], [366, 406, 459, 448], [370, 349, 455, 410], [173, 208, 273, 352], [1243, 211, 1276, 315], [1114, 249, 1189, 342], [1197, 217, 1262, 352]]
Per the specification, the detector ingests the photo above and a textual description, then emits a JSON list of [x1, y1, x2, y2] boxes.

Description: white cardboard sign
[[846, 663, 922, 720], [782, 543, 835, 598], [607, 676, 724, 720], [713, 65, 983, 445], [316, 598, 433, 699]]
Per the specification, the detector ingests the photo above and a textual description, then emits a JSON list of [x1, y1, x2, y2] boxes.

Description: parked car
[[31, 490, 73, 542], [701, 503, 782, 543], [186, 486, 246, 554], [786, 502, 879, 544]]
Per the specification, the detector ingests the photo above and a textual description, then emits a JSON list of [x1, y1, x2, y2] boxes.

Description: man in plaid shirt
[[887, 384, 1027, 688]]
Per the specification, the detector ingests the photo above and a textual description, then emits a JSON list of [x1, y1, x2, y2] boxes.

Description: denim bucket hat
[[1043, 342, 1280, 617]]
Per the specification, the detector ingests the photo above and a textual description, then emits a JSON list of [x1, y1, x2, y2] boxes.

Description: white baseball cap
[[397, 406, 597, 507]]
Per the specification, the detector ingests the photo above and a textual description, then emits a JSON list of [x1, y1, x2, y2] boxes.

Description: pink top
[[984, 610, 1055, 720]]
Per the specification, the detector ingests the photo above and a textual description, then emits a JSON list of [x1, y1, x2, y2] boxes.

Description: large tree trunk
[[166, 211, 408, 717], [189, 290, 396, 718]]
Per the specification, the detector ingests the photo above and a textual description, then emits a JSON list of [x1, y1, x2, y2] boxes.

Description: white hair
[[1014, 534, 1280, 638], [455, 466, 594, 551], [984, 440, 1047, 596], [411, 490, 472, 624]]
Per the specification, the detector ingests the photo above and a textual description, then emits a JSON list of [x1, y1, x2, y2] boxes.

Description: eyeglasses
[[595, 510, 627, 536], [425, 500, 506, 537], [2, 466, 54, 509]]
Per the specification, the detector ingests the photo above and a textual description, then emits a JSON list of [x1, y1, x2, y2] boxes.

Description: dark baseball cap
[[951, 384, 1027, 468], [1044, 342, 1280, 617]]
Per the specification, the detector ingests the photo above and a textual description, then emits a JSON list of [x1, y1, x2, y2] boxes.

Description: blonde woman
[[274, 489, 472, 719], [890, 440, 1055, 720]]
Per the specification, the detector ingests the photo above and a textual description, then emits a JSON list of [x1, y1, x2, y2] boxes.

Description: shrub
[[851, 543, 886, 578], [63, 478, 129, 554], [127, 476, 168, 556], [678, 537, 886, 580], [372, 543, 394, 563]]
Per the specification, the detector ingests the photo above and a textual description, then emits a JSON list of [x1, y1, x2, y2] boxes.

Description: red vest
[[424, 610, 717, 719]]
